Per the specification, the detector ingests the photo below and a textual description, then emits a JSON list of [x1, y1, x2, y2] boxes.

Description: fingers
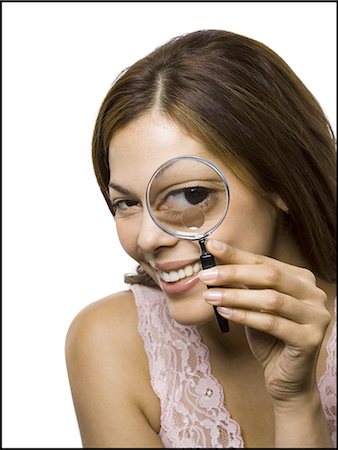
[[199, 263, 319, 301], [206, 239, 317, 285], [216, 307, 302, 345], [203, 288, 319, 324], [206, 239, 265, 265], [203, 289, 304, 323], [214, 304, 330, 348], [199, 240, 330, 343]]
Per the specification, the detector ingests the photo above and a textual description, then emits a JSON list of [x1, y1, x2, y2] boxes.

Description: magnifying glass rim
[[145, 155, 230, 240]]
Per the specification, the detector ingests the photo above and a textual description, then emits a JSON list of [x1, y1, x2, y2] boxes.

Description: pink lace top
[[130, 284, 336, 448]]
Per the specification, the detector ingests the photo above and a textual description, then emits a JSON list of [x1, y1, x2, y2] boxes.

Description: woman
[[65, 30, 336, 447]]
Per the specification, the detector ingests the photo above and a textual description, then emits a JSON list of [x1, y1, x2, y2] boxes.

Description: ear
[[270, 193, 289, 213]]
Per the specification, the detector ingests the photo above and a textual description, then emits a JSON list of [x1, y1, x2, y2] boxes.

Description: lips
[[159, 262, 201, 283], [152, 259, 200, 272], [150, 259, 202, 295]]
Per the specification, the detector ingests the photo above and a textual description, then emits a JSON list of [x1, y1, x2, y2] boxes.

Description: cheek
[[115, 219, 139, 260], [213, 197, 278, 254]]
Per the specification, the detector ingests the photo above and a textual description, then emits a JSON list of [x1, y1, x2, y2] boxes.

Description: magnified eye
[[163, 186, 213, 210], [180, 187, 210, 205]]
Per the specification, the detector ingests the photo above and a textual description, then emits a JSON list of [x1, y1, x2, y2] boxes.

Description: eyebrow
[[108, 182, 133, 196]]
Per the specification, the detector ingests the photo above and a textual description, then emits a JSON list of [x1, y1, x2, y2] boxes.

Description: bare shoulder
[[65, 290, 162, 447], [65, 289, 150, 398], [66, 290, 139, 352]]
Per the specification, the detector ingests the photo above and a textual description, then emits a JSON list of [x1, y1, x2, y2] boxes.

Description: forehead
[[108, 113, 218, 190]]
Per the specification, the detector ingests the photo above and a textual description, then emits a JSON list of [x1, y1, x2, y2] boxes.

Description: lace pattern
[[132, 284, 243, 448], [318, 299, 336, 447], [131, 285, 336, 448]]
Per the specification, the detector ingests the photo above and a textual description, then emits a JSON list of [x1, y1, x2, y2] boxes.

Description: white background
[[2, 2, 336, 448]]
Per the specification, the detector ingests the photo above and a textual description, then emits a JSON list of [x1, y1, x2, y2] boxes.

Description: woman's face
[[108, 113, 281, 326]]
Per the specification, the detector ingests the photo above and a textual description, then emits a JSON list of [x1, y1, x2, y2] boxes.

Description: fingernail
[[203, 290, 222, 303], [209, 239, 226, 251], [217, 306, 234, 317], [198, 268, 219, 281]]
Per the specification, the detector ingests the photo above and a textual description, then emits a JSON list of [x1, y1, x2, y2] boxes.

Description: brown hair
[[92, 29, 336, 284]]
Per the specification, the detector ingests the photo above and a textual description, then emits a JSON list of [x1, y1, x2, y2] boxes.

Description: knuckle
[[253, 253, 265, 265], [226, 244, 236, 261], [264, 265, 281, 286], [306, 328, 324, 349], [229, 290, 238, 303], [236, 309, 247, 324], [299, 268, 316, 284], [320, 309, 331, 329], [265, 314, 279, 332], [266, 290, 284, 311], [221, 265, 235, 279], [317, 289, 328, 305], [304, 312, 331, 349]]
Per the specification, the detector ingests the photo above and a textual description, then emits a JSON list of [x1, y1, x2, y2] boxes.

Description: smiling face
[[108, 112, 283, 326]]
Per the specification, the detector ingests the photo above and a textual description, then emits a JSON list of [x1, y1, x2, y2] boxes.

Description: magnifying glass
[[146, 156, 230, 333]]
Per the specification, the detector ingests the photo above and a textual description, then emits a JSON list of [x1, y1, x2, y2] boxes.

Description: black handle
[[200, 247, 229, 333]]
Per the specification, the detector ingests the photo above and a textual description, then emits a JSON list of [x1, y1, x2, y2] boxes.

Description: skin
[[66, 112, 335, 448]]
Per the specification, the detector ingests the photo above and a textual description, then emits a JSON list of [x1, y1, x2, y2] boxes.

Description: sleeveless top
[[130, 284, 336, 448]]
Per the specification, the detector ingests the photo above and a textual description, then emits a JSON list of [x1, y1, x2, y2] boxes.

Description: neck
[[273, 230, 336, 311], [198, 315, 249, 355]]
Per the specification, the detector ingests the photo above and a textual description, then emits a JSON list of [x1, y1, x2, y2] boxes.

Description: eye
[[180, 187, 210, 205], [111, 199, 140, 217], [162, 186, 213, 210]]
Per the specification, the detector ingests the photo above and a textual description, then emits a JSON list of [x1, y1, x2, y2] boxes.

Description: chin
[[164, 292, 215, 327]]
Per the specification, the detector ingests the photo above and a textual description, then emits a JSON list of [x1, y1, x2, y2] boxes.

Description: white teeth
[[193, 262, 200, 273], [159, 262, 201, 283], [162, 272, 171, 282], [169, 271, 180, 282], [178, 269, 186, 279], [184, 265, 193, 277]]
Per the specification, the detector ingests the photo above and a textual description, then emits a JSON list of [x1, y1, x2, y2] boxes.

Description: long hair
[[92, 29, 336, 283]]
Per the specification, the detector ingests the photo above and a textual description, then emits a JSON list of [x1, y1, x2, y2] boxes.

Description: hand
[[198, 239, 331, 404]]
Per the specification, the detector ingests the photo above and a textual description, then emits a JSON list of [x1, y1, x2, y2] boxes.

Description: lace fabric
[[131, 284, 336, 448], [318, 300, 337, 447]]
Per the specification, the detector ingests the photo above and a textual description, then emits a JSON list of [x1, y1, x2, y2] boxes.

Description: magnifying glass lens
[[147, 157, 229, 240]]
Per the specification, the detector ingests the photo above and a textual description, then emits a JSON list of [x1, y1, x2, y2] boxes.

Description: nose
[[137, 208, 177, 253]]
